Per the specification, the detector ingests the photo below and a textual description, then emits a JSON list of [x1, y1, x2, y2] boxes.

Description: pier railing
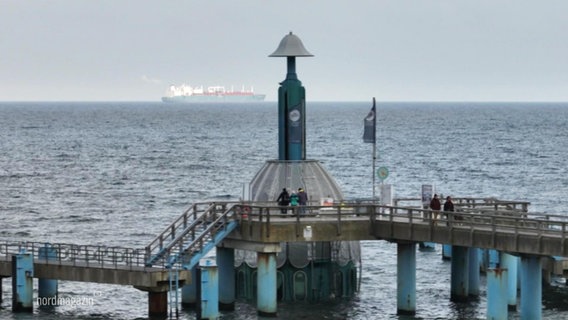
[[393, 197, 530, 212], [3, 199, 562, 271], [237, 202, 568, 243], [0, 241, 148, 270]]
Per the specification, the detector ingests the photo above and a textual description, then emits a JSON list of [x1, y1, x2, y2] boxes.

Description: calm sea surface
[[1, 101, 568, 319]]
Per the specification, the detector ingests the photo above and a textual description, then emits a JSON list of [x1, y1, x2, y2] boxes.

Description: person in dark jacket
[[443, 196, 454, 212], [429, 194, 442, 222], [276, 188, 290, 213], [444, 196, 458, 221], [297, 187, 308, 214]]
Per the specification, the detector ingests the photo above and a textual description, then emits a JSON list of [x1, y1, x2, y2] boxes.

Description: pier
[[2, 197, 568, 319]]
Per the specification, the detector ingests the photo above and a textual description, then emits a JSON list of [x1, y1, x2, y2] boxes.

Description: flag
[[363, 98, 376, 143]]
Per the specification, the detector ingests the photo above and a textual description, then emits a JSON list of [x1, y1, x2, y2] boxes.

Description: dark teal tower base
[[235, 259, 358, 303]]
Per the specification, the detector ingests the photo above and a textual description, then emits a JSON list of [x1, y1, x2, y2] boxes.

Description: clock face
[[289, 109, 301, 122], [377, 166, 389, 180]]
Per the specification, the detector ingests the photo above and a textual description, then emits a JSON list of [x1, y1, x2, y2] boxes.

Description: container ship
[[161, 84, 266, 103]]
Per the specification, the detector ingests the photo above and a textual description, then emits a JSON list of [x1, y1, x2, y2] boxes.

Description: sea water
[[1, 101, 568, 319]]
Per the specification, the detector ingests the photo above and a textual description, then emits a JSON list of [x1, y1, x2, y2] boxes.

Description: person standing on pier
[[289, 191, 299, 215], [276, 188, 290, 213], [298, 187, 308, 214], [429, 194, 442, 223], [443, 196, 455, 222]]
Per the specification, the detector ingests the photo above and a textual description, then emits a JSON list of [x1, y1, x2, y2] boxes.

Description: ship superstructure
[[162, 84, 266, 102]]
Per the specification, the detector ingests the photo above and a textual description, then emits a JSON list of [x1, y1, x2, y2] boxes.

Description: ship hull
[[162, 94, 266, 103]]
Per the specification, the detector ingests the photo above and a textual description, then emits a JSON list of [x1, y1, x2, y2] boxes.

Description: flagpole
[[372, 97, 376, 201], [363, 97, 377, 201], [372, 137, 376, 201]]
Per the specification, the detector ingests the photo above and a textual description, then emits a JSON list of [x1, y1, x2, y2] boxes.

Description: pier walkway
[[230, 198, 568, 258], [2, 197, 568, 318], [0, 242, 188, 289]]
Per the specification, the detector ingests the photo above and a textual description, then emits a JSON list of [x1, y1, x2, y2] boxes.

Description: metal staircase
[[145, 201, 240, 318], [145, 201, 240, 269]]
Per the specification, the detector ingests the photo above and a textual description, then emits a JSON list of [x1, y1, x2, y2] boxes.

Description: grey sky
[[1, 0, 567, 102]]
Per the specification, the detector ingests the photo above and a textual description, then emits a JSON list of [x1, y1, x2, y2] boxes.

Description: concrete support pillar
[[148, 291, 168, 319], [442, 244, 452, 260], [12, 251, 34, 312], [182, 266, 198, 307], [468, 248, 480, 296], [450, 246, 469, 302], [257, 252, 277, 317], [489, 250, 500, 268], [487, 268, 508, 320], [517, 258, 522, 289], [38, 244, 58, 305], [397, 242, 416, 315], [217, 247, 235, 310], [201, 260, 219, 320], [520, 255, 542, 320], [500, 252, 518, 310], [479, 249, 488, 273]]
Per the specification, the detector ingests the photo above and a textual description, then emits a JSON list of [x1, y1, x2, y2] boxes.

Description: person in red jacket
[[429, 194, 442, 223]]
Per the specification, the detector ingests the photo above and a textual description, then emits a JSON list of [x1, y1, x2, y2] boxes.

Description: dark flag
[[363, 98, 376, 143]]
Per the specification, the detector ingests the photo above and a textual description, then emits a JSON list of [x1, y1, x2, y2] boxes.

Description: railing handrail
[[0, 241, 148, 270], [237, 203, 568, 241], [3, 199, 564, 272], [162, 205, 226, 256], [144, 203, 198, 256]]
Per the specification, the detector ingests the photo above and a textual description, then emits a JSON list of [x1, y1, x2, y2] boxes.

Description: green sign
[[377, 166, 389, 181]]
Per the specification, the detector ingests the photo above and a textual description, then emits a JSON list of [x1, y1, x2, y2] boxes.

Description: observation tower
[[234, 32, 361, 302]]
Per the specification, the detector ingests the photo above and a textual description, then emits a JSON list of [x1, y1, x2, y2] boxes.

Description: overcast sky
[[1, 1, 567, 102]]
